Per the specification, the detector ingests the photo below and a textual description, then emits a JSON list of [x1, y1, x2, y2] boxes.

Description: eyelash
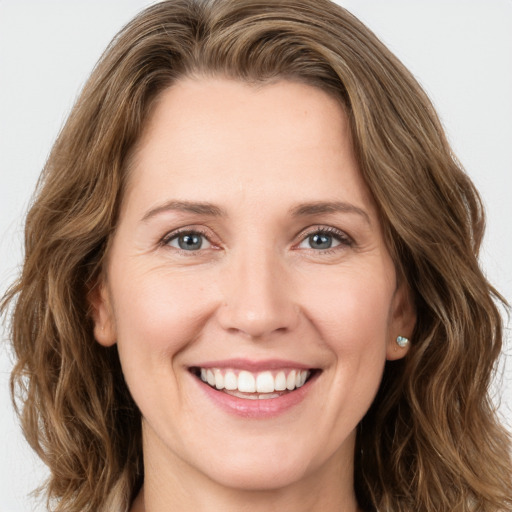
[[298, 226, 354, 254], [160, 227, 214, 254], [159, 225, 354, 254]]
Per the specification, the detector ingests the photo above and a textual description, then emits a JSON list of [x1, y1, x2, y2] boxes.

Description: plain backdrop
[[1, 1, 511, 511]]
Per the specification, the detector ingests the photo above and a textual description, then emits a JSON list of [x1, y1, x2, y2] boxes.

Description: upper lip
[[190, 358, 316, 372]]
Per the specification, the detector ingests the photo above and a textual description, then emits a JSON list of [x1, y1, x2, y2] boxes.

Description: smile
[[189, 360, 320, 417], [194, 368, 311, 399]]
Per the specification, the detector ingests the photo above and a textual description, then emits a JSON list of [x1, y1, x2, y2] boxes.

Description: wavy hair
[[2, 0, 511, 510]]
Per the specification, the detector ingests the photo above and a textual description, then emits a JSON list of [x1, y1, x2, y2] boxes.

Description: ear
[[88, 275, 117, 347], [386, 282, 416, 361]]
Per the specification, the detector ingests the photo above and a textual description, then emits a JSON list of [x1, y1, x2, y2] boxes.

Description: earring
[[396, 335, 409, 348]]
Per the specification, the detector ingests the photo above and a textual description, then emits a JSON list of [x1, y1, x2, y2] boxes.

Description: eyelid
[[295, 225, 354, 250], [160, 226, 217, 250], [158, 224, 354, 253]]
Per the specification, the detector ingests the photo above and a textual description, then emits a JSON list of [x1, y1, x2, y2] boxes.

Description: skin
[[91, 78, 415, 512]]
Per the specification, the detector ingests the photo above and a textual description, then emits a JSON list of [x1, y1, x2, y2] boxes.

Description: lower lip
[[193, 373, 318, 419]]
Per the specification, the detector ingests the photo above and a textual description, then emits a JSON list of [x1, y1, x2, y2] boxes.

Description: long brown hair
[[2, 1, 511, 510]]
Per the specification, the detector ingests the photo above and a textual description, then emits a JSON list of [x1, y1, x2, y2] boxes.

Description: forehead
[[124, 77, 375, 218]]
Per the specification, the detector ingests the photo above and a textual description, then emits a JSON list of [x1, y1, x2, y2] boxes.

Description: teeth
[[286, 370, 296, 390], [275, 371, 287, 391], [214, 369, 224, 390], [256, 371, 274, 393], [198, 367, 311, 396], [224, 371, 237, 390], [238, 371, 256, 392], [295, 370, 307, 388], [225, 389, 283, 400]]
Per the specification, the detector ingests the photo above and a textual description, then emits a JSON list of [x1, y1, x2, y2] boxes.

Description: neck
[[133, 426, 361, 512]]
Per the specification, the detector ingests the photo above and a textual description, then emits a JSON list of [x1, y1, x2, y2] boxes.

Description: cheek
[[301, 266, 395, 350], [289, 267, 395, 456], [110, 267, 216, 375], [300, 265, 394, 407]]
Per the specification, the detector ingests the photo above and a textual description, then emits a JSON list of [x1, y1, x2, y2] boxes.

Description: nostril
[[216, 288, 300, 340]]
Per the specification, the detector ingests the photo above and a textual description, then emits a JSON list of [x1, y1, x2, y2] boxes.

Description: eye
[[297, 228, 352, 251], [165, 231, 212, 251], [304, 232, 339, 250]]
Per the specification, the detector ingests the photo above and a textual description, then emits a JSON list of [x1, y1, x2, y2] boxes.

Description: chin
[[204, 458, 310, 492], [187, 436, 327, 492]]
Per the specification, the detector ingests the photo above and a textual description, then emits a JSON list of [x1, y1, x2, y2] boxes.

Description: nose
[[217, 247, 299, 340]]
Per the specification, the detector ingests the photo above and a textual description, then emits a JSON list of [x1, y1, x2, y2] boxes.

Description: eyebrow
[[141, 199, 371, 225], [141, 200, 226, 222], [289, 201, 371, 225]]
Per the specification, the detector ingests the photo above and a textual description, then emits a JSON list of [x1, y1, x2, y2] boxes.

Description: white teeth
[[295, 371, 307, 388], [256, 371, 275, 393], [286, 370, 296, 390], [258, 392, 281, 399], [214, 369, 224, 390], [224, 371, 237, 390], [238, 371, 256, 393], [275, 371, 287, 391], [198, 368, 311, 396]]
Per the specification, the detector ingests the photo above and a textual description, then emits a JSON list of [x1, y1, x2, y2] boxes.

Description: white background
[[1, 1, 511, 511]]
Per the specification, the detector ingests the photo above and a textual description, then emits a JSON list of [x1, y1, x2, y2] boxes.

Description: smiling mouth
[[190, 367, 318, 400]]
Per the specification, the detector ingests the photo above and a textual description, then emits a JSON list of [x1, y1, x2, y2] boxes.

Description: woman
[[2, 0, 511, 510]]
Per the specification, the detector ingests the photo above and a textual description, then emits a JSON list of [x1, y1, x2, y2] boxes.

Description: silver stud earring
[[396, 336, 409, 348]]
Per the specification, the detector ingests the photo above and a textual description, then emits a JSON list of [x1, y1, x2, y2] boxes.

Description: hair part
[[2, 0, 511, 510]]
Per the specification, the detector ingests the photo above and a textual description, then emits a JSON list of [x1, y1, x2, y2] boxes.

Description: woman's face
[[92, 78, 414, 493]]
